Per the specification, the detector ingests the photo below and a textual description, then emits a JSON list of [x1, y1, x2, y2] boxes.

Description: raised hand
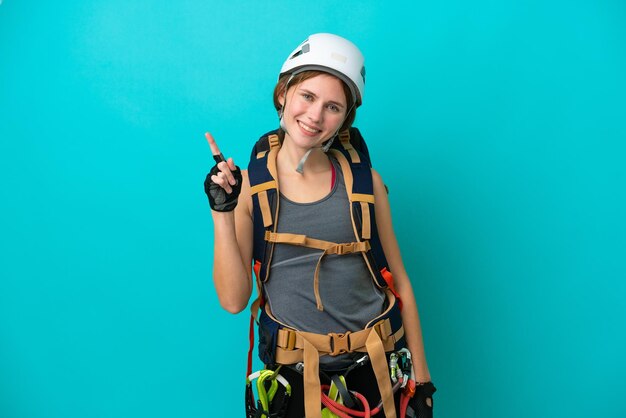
[[203, 132, 243, 212]]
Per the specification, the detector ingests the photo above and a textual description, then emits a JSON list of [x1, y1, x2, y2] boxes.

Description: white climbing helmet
[[279, 33, 366, 107]]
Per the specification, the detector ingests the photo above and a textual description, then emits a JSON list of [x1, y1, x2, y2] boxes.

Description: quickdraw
[[390, 348, 413, 389], [245, 367, 291, 418]]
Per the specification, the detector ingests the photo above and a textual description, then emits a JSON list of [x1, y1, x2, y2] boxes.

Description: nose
[[306, 102, 324, 123]]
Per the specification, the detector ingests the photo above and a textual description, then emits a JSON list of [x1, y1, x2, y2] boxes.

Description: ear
[[278, 90, 285, 108]]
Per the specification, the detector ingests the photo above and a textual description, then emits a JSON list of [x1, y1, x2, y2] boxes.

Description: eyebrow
[[298, 88, 346, 109]]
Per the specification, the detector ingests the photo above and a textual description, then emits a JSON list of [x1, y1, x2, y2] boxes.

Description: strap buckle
[[328, 331, 351, 356], [335, 243, 355, 255]]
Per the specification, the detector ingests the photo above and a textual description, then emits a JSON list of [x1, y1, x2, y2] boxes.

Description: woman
[[205, 33, 435, 418]]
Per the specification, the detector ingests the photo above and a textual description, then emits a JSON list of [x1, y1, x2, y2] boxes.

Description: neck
[[278, 134, 330, 174]]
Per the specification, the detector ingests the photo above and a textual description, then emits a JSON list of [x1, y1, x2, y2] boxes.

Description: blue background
[[1, 1, 625, 417]]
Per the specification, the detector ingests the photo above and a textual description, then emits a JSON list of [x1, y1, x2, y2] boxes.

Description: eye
[[327, 104, 341, 113], [301, 93, 313, 101]]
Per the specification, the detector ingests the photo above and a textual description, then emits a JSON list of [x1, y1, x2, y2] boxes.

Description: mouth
[[297, 120, 322, 135]]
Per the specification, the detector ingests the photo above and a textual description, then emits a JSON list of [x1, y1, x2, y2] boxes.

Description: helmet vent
[[290, 43, 310, 60]]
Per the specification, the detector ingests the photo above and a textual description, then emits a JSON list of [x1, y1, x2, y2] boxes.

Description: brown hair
[[273, 70, 357, 134]]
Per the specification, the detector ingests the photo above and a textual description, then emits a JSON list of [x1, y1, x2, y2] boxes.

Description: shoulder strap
[[248, 127, 400, 298], [330, 131, 402, 306], [246, 132, 282, 376], [248, 132, 281, 283]]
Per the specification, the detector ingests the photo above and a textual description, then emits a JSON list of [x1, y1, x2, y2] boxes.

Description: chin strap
[[295, 148, 314, 174], [294, 132, 338, 174], [322, 136, 336, 153]]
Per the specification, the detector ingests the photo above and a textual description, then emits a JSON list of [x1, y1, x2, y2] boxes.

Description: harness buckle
[[336, 243, 355, 255], [328, 331, 351, 356]]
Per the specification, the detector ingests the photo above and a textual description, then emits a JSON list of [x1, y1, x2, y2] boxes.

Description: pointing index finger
[[204, 132, 226, 163]]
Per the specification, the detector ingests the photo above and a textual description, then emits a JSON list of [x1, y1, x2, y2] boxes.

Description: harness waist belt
[[275, 319, 401, 359], [273, 320, 403, 418]]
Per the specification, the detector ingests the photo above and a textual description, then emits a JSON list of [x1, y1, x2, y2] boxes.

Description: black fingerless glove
[[406, 382, 436, 418], [204, 155, 243, 212]]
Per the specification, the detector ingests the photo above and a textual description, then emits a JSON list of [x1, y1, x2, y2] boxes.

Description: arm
[[204, 132, 254, 314], [371, 169, 432, 383], [211, 169, 254, 313]]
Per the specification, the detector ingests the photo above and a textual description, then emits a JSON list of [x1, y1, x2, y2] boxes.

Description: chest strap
[[273, 319, 403, 418], [264, 231, 370, 311]]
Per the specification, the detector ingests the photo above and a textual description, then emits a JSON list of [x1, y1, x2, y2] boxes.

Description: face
[[279, 73, 348, 150]]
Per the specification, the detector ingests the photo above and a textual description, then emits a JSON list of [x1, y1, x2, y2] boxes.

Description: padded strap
[[329, 150, 354, 202], [268, 133, 281, 149], [256, 147, 281, 281], [339, 130, 361, 163], [257, 191, 273, 228], [328, 149, 382, 284]]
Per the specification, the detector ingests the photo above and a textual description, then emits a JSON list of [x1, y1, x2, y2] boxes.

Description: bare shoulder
[[370, 168, 388, 200], [371, 168, 384, 185]]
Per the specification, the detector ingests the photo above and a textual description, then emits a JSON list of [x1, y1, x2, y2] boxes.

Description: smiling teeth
[[299, 121, 320, 133]]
